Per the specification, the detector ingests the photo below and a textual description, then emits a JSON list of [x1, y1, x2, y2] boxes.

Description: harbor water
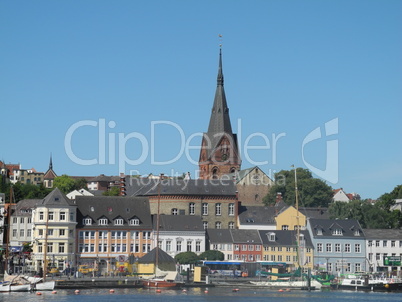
[[0, 287, 401, 302]]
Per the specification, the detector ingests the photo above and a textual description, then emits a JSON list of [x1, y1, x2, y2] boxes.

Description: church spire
[[207, 48, 233, 135], [49, 153, 53, 170]]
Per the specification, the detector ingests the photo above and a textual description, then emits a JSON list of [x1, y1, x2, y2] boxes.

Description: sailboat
[[250, 166, 322, 290], [141, 174, 184, 289]]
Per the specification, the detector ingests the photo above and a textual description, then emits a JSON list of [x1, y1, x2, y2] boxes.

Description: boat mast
[[4, 186, 13, 273], [294, 166, 301, 268], [154, 173, 164, 277], [43, 207, 50, 281]]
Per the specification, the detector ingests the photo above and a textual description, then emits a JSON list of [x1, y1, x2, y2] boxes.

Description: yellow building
[[275, 206, 306, 231], [259, 230, 314, 272], [32, 188, 77, 273]]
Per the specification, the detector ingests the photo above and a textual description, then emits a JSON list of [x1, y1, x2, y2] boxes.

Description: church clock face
[[221, 154, 228, 161]]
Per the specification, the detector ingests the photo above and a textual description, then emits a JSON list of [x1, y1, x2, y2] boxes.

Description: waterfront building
[[364, 229, 402, 275], [207, 229, 234, 260], [31, 188, 77, 273], [259, 230, 314, 271], [75, 195, 153, 275], [155, 214, 206, 259], [307, 218, 366, 274]]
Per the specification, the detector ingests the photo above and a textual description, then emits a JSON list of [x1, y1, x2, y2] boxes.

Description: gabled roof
[[138, 248, 176, 271], [230, 229, 262, 244], [363, 229, 402, 240], [207, 229, 232, 243], [126, 178, 237, 197], [238, 203, 288, 226], [37, 188, 74, 207], [75, 195, 152, 229], [258, 230, 313, 248], [299, 207, 329, 219], [155, 215, 204, 232], [308, 218, 365, 238], [15, 199, 42, 216]]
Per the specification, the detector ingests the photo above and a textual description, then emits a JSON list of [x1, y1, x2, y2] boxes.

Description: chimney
[[120, 173, 126, 196]]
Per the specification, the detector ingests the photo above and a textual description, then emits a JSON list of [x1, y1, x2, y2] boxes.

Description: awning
[[10, 246, 22, 252]]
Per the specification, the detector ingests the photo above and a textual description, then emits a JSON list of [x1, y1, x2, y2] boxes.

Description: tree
[[199, 250, 224, 261], [53, 175, 88, 194], [263, 168, 333, 208], [174, 252, 200, 264], [103, 186, 121, 196]]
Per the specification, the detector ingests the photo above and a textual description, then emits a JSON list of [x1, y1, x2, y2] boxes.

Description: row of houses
[[1, 185, 401, 276]]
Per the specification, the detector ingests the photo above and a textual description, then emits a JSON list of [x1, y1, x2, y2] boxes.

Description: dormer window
[[268, 232, 275, 242], [114, 219, 124, 226], [317, 228, 323, 235], [332, 228, 343, 236], [354, 229, 360, 236], [83, 218, 92, 225], [99, 218, 108, 225], [130, 218, 140, 226]]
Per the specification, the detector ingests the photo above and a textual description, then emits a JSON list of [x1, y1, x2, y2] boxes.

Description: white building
[[365, 229, 402, 276]]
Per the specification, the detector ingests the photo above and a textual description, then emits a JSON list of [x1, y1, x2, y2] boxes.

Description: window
[[228, 203, 235, 216], [215, 203, 221, 216], [59, 229, 65, 236], [344, 243, 351, 253], [59, 243, 65, 253], [172, 208, 178, 215], [215, 221, 221, 229], [234, 244, 239, 251], [282, 225, 289, 230], [248, 245, 254, 251], [99, 231, 108, 239], [203, 221, 208, 229], [187, 241, 192, 252], [38, 243, 43, 253], [39, 229, 43, 236], [268, 233, 275, 241], [99, 218, 108, 225], [130, 219, 140, 226], [196, 241, 201, 252], [355, 263, 361, 272], [28, 218, 31, 224], [48, 229, 53, 236], [391, 241, 396, 247], [27, 229, 31, 237], [202, 203, 208, 215], [286, 255, 291, 262], [355, 244, 361, 253], [189, 203, 195, 215], [39, 212, 44, 220], [60, 212, 66, 221], [176, 240, 182, 252], [317, 228, 323, 235], [375, 240, 380, 247], [20, 229, 24, 237], [383, 240, 387, 247], [20, 217, 24, 223], [114, 219, 124, 225], [335, 243, 341, 253], [47, 243, 53, 253], [317, 243, 323, 252], [228, 222, 235, 229], [98, 243, 107, 252], [48, 212, 54, 220], [271, 255, 276, 261], [166, 240, 171, 252], [332, 228, 342, 235], [84, 218, 92, 225], [271, 246, 275, 252], [326, 243, 332, 252]]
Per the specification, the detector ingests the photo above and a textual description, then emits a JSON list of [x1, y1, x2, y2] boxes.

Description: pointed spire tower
[[199, 48, 241, 179], [44, 153, 57, 188]]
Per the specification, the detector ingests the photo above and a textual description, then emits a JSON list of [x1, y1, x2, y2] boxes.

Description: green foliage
[[329, 185, 402, 229], [53, 175, 87, 194], [263, 168, 333, 208], [102, 186, 121, 196], [199, 250, 224, 261], [22, 242, 33, 253], [0, 180, 51, 202], [174, 252, 200, 264]]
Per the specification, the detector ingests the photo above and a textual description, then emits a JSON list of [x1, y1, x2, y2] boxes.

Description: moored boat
[[330, 273, 402, 292], [142, 278, 184, 288], [0, 282, 31, 292]]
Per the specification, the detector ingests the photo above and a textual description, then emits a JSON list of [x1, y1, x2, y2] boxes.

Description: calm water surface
[[0, 287, 401, 302]]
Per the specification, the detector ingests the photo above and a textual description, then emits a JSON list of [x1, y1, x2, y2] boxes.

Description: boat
[[24, 276, 56, 291], [142, 270, 184, 289], [250, 279, 322, 290], [330, 273, 402, 291], [0, 282, 31, 292]]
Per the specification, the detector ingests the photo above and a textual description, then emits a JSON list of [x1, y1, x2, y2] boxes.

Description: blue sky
[[1, 1, 401, 200]]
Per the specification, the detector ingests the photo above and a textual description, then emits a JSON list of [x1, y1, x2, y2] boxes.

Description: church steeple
[[49, 153, 53, 170], [199, 49, 241, 179], [207, 48, 233, 135]]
